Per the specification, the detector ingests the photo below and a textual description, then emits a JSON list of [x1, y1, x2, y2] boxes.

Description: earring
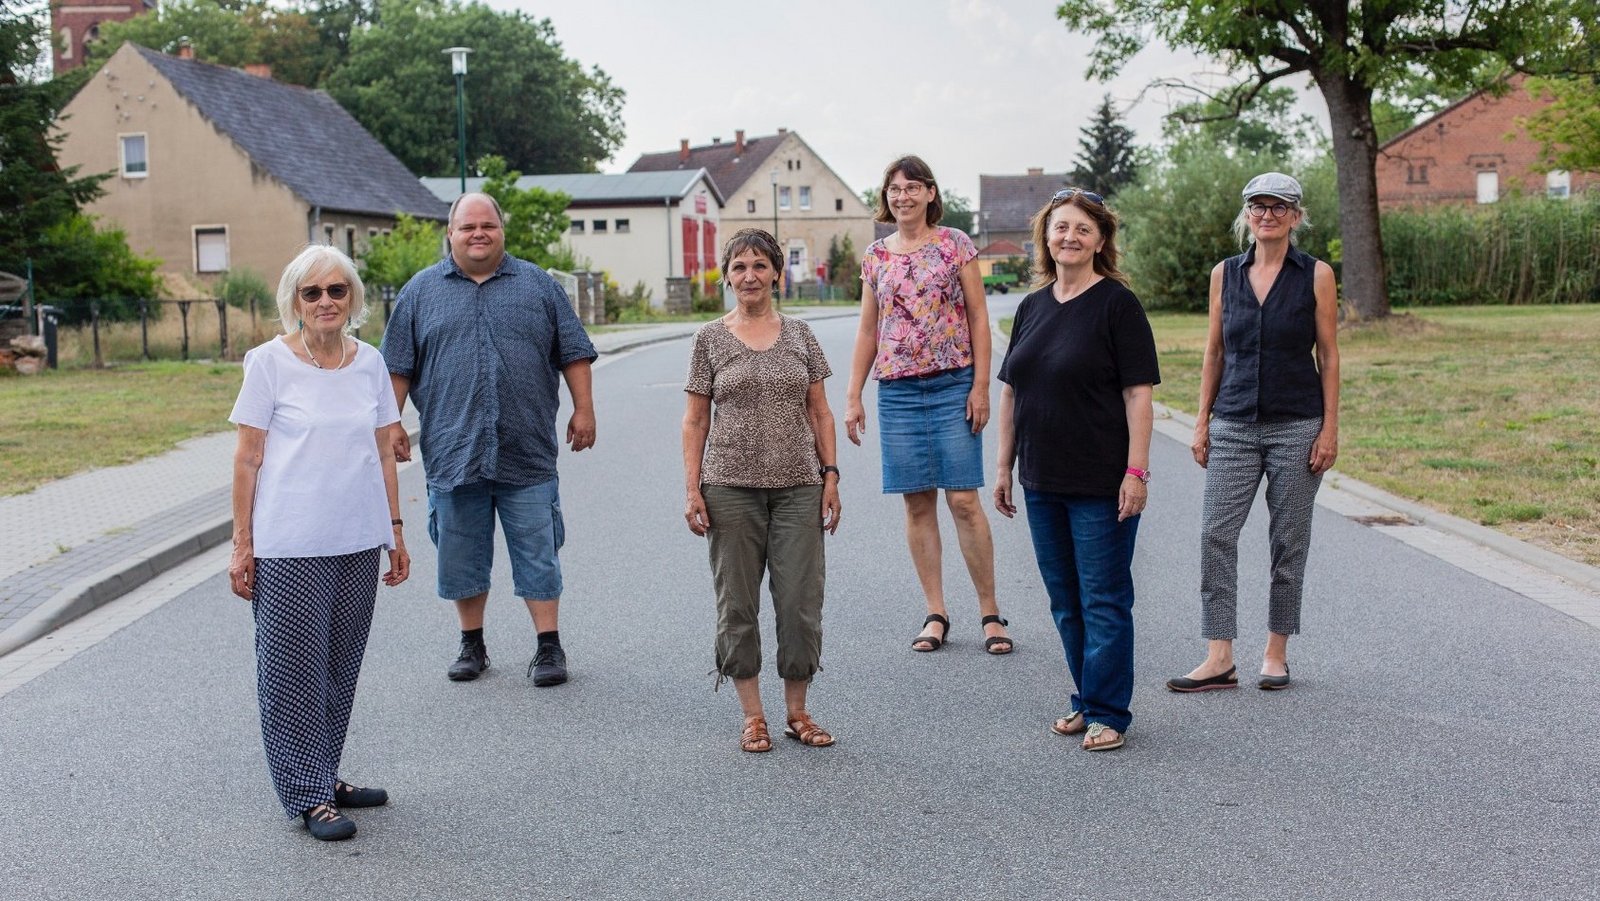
[[297, 318, 303, 330]]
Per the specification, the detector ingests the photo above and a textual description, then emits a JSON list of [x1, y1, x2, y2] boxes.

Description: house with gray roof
[[423, 169, 722, 306], [54, 43, 446, 293], [977, 168, 1070, 260]]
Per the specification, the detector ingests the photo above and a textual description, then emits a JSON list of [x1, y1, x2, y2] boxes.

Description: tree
[[1070, 94, 1140, 197], [1523, 76, 1600, 173], [358, 214, 442, 289], [34, 215, 163, 322], [1055, 0, 1596, 320], [91, 0, 333, 88], [940, 189, 975, 234], [826, 234, 861, 301], [477, 156, 573, 270], [1164, 85, 1320, 158], [326, 0, 624, 176]]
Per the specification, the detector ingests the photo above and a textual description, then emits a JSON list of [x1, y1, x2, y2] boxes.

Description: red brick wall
[[51, 1, 145, 73], [1376, 76, 1600, 209]]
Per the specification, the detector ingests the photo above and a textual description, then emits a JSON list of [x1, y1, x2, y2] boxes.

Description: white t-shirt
[[229, 338, 402, 559]]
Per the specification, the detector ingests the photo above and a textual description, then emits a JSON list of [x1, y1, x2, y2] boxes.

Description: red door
[[681, 218, 699, 277], [702, 221, 718, 289]]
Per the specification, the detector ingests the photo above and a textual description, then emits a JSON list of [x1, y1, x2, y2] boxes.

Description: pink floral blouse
[[860, 227, 978, 380]]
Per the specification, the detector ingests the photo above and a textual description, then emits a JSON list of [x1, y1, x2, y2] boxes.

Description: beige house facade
[[54, 44, 445, 294]]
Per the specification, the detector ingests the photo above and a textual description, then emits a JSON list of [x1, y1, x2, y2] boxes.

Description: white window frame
[[799, 186, 812, 210], [592, 219, 607, 234], [119, 133, 148, 178], [193, 225, 229, 273], [615, 219, 630, 233], [746, 199, 756, 213], [779, 186, 792, 211], [570, 219, 585, 234], [1476, 170, 1499, 204], [1546, 170, 1571, 200]]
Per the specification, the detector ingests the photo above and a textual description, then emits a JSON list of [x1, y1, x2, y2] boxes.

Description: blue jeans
[[1023, 489, 1138, 734], [427, 478, 565, 601]]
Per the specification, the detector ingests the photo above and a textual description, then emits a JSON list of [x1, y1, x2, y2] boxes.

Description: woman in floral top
[[844, 155, 1012, 656]]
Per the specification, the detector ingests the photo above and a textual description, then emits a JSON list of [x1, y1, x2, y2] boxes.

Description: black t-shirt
[[997, 279, 1161, 497]]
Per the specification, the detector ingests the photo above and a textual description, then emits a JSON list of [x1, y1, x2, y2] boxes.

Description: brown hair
[[1029, 190, 1129, 289], [719, 227, 784, 276], [874, 155, 944, 227]]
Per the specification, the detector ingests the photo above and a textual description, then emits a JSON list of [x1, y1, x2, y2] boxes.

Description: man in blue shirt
[[383, 193, 597, 686]]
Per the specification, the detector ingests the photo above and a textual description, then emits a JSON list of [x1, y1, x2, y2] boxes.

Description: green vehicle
[[982, 272, 1019, 294]]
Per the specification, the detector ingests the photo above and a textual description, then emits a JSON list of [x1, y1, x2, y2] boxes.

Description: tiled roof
[[627, 132, 787, 196], [979, 171, 1069, 234], [420, 170, 721, 206], [136, 45, 447, 220], [977, 240, 1026, 257]]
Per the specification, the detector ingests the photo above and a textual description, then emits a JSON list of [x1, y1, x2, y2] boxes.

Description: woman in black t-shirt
[[994, 189, 1159, 752]]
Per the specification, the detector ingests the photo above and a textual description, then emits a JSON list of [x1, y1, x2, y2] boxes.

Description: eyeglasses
[[298, 283, 350, 302], [1247, 202, 1294, 218], [1053, 188, 1105, 205], [885, 183, 927, 199]]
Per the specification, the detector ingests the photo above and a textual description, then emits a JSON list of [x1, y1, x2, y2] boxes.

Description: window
[[835, 198, 843, 212], [323, 224, 335, 244], [747, 199, 756, 213], [368, 227, 380, 238], [345, 227, 356, 256], [592, 219, 607, 233], [570, 219, 585, 234], [615, 219, 630, 233], [779, 186, 792, 211], [119, 134, 147, 177], [1547, 170, 1572, 199], [1406, 163, 1429, 184], [194, 227, 228, 273], [799, 186, 812, 210], [1477, 170, 1499, 204], [789, 248, 801, 265], [59, 27, 72, 60]]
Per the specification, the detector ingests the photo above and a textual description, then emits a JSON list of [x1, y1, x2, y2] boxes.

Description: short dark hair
[[719, 227, 783, 276], [874, 155, 944, 227]]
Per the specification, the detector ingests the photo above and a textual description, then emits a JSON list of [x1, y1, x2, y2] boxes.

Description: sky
[[495, 0, 1331, 202]]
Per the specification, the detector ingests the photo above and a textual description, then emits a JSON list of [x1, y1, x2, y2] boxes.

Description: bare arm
[[377, 427, 410, 587], [562, 359, 596, 452], [229, 425, 267, 600], [388, 372, 412, 462], [843, 283, 880, 445], [993, 384, 1019, 518], [682, 393, 712, 536], [1120, 384, 1154, 522], [1309, 261, 1341, 474], [806, 380, 842, 534], [1192, 263, 1226, 468], [958, 259, 992, 432]]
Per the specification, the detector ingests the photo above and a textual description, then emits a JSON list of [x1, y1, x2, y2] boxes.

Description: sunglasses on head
[[298, 283, 350, 302], [1053, 188, 1105, 206]]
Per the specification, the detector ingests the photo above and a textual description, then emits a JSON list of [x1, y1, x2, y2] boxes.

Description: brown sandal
[[784, 712, 836, 747], [740, 715, 772, 753], [1051, 711, 1086, 736]]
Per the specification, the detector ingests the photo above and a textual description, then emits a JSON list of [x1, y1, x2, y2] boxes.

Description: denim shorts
[[427, 478, 565, 601], [876, 366, 985, 494]]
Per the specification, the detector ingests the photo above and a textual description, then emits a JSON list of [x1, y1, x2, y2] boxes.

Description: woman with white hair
[[229, 244, 410, 841], [1166, 172, 1340, 695]]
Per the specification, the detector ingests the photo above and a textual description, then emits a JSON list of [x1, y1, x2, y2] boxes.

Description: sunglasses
[[298, 283, 350, 302], [1052, 188, 1105, 205]]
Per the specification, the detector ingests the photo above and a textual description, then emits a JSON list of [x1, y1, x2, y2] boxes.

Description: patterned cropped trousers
[[252, 548, 380, 816], [1199, 417, 1324, 639]]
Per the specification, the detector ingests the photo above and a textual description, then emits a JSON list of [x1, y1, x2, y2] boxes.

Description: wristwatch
[[1125, 466, 1150, 484], [820, 465, 841, 479]]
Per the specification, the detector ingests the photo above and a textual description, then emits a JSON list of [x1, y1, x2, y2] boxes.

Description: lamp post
[[444, 47, 472, 196], [769, 168, 779, 241]]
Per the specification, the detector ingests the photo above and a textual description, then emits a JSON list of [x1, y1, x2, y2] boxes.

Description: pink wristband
[[1125, 467, 1150, 483]]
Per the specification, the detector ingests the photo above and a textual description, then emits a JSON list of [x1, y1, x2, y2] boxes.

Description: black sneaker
[[447, 638, 490, 681], [301, 803, 357, 841], [527, 644, 568, 687]]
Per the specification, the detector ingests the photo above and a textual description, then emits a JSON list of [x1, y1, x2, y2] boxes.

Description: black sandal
[[911, 613, 950, 652], [981, 615, 1013, 655]]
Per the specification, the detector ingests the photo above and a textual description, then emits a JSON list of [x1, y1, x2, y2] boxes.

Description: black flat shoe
[[448, 638, 490, 682], [528, 644, 568, 687], [1258, 666, 1291, 691], [911, 613, 950, 652], [981, 614, 1013, 655], [301, 803, 356, 841], [1166, 666, 1239, 693], [334, 780, 388, 808]]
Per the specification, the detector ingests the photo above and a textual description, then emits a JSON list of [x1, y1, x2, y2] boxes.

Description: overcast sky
[[498, 0, 1330, 202]]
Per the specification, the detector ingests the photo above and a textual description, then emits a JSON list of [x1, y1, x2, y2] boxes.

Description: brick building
[[1376, 75, 1599, 208], [51, 0, 154, 73]]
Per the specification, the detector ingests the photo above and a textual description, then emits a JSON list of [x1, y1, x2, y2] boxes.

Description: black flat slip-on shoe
[[334, 781, 389, 808], [1258, 666, 1291, 691], [301, 804, 356, 842], [1166, 666, 1240, 693]]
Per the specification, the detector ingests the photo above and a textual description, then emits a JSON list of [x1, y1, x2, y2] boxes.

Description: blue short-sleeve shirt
[[382, 252, 598, 491]]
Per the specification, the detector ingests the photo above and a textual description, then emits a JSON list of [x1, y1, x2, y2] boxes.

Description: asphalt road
[[3, 314, 1597, 900]]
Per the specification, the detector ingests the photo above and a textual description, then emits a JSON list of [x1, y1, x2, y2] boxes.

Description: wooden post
[[91, 301, 103, 368], [215, 300, 230, 361], [139, 299, 150, 360], [178, 300, 192, 361]]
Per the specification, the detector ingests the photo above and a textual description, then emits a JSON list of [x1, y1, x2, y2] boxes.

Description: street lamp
[[769, 168, 779, 241], [444, 47, 472, 196]]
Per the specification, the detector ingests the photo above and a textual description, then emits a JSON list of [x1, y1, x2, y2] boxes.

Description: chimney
[[679, 139, 690, 163], [177, 41, 194, 60], [711, 136, 721, 144], [1027, 167, 1043, 176], [777, 127, 788, 135], [735, 129, 745, 155], [244, 63, 272, 79]]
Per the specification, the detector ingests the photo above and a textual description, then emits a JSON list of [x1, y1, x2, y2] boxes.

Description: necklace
[[300, 330, 347, 370]]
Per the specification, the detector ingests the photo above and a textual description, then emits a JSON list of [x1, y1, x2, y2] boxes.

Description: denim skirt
[[876, 366, 984, 494]]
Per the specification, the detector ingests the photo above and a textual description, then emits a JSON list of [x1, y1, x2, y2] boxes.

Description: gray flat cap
[[1242, 172, 1303, 204]]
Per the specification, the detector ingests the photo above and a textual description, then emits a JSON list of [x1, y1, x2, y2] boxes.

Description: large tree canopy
[[1055, 0, 1596, 319], [1523, 76, 1600, 174], [92, 0, 336, 88], [325, 0, 624, 176]]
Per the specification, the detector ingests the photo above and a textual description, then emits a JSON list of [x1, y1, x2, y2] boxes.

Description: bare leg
[[733, 676, 763, 720], [904, 490, 948, 648], [945, 488, 1008, 648], [453, 592, 489, 629], [782, 678, 808, 720], [523, 598, 559, 633], [1262, 632, 1289, 677], [1184, 638, 1235, 680]]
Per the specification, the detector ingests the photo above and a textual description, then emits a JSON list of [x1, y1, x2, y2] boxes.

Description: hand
[[382, 545, 410, 586], [391, 425, 412, 463], [966, 385, 990, 433], [228, 542, 255, 600], [993, 468, 1017, 519], [844, 398, 866, 446], [567, 408, 596, 452], [1191, 421, 1210, 468], [1117, 474, 1148, 522], [821, 482, 842, 535], [1309, 428, 1338, 474], [685, 489, 710, 536]]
